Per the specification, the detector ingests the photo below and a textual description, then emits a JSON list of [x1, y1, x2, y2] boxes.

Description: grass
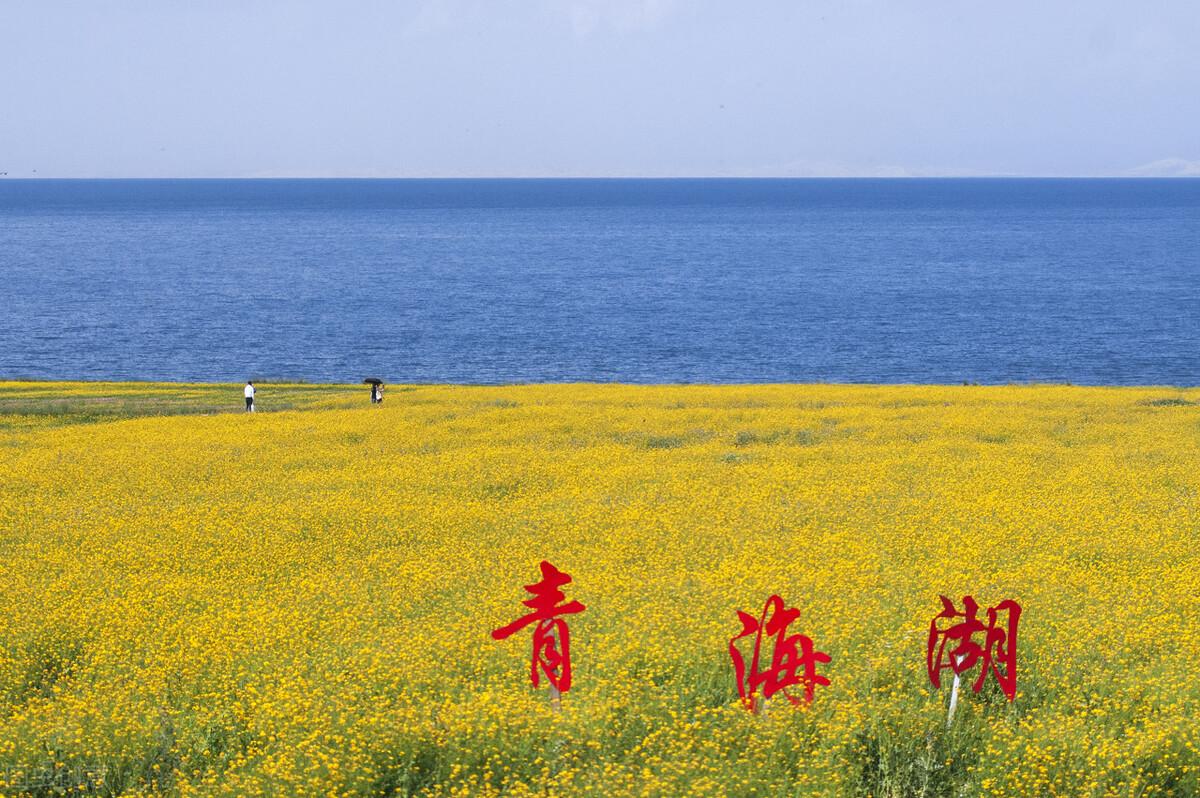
[[0, 382, 360, 431], [0, 381, 1199, 797]]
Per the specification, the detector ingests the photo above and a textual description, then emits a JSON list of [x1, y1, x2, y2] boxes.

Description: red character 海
[[926, 595, 1021, 701], [729, 594, 831, 712]]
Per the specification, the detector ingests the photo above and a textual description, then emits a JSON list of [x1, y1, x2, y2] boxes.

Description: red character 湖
[[729, 594, 831, 712], [492, 560, 586, 694], [926, 595, 1021, 701]]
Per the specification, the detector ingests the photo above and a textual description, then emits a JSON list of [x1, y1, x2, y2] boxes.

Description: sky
[[1, 0, 1198, 178]]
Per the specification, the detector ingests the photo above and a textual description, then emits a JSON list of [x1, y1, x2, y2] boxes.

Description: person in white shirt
[[244, 381, 255, 412]]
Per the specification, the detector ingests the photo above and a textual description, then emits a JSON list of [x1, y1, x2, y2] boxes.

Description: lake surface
[[1, 178, 1197, 385]]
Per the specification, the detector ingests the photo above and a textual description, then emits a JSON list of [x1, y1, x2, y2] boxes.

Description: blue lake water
[[1, 178, 1197, 385]]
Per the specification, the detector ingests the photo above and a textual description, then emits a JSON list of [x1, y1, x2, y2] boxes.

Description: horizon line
[[3, 174, 1200, 181]]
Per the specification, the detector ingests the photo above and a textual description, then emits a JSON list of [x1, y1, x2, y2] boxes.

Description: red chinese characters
[[926, 595, 1021, 701], [729, 594, 831, 711], [492, 561, 586, 694]]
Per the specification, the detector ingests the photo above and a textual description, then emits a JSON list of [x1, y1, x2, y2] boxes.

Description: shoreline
[[1, 380, 1200, 396]]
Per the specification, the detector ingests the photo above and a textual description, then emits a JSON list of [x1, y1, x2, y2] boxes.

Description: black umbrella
[[363, 378, 383, 385]]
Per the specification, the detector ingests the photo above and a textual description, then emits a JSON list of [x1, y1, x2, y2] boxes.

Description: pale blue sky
[[2, 1, 1197, 177]]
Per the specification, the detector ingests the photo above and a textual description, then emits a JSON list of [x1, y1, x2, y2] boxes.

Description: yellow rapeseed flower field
[[1, 382, 1198, 797]]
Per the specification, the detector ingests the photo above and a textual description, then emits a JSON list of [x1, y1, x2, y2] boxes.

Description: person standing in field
[[244, 381, 255, 412], [368, 380, 384, 404]]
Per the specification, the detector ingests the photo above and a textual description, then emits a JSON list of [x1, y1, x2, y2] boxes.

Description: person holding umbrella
[[365, 378, 384, 404]]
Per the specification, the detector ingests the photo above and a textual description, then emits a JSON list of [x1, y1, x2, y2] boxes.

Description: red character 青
[[492, 560, 586, 695], [927, 594, 1021, 701], [729, 594, 831, 712]]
